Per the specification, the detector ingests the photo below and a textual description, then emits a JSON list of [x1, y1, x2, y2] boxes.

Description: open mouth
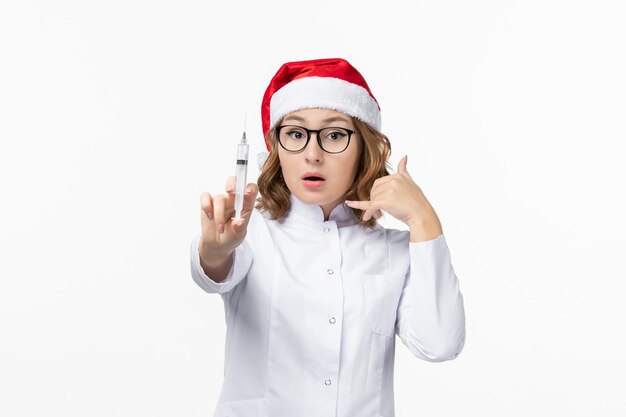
[[302, 173, 326, 187], [302, 172, 326, 181]]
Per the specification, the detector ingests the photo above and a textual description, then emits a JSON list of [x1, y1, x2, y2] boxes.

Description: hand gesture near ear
[[198, 177, 258, 281], [345, 156, 443, 242]]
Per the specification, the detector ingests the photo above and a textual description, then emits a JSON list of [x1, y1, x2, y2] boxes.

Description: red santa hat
[[261, 58, 382, 151]]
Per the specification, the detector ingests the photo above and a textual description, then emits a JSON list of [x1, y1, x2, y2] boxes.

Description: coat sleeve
[[189, 232, 253, 294], [394, 234, 466, 362]]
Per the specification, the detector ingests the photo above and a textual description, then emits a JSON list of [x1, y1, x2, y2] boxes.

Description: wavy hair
[[256, 117, 391, 227]]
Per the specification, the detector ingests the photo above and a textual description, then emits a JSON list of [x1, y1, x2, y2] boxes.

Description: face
[[277, 108, 362, 218]]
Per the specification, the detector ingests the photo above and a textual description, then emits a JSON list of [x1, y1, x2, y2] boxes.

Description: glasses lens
[[279, 126, 308, 151], [319, 128, 350, 153]]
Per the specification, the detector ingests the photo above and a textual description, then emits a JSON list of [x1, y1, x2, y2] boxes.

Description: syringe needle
[[242, 113, 247, 143]]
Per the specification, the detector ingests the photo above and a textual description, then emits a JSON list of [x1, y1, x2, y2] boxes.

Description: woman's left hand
[[345, 156, 443, 241]]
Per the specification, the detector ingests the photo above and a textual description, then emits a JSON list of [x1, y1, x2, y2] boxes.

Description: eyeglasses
[[276, 125, 359, 154]]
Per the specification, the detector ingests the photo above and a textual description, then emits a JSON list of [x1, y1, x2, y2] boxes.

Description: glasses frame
[[275, 125, 359, 154]]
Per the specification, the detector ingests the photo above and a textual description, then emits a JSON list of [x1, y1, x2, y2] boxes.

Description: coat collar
[[282, 194, 358, 228]]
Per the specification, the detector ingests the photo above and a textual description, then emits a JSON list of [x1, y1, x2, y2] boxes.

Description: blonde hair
[[256, 117, 391, 227]]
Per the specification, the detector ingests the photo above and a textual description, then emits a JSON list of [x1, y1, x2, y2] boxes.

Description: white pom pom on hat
[[260, 58, 382, 151]]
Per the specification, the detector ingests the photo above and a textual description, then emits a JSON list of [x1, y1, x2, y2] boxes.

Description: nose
[[304, 132, 324, 164]]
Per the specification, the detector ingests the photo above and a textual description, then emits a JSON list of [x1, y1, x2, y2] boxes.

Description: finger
[[397, 155, 409, 175], [362, 209, 375, 221], [242, 183, 259, 210], [200, 193, 217, 240], [231, 217, 245, 230], [370, 174, 394, 188], [224, 193, 237, 221], [363, 207, 384, 221], [213, 195, 228, 233], [369, 184, 387, 201], [344, 200, 374, 211], [225, 176, 236, 194], [234, 184, 260, 229], [200, 192, 214, 221], [362, 206, 384, 221], [239, 185, 258, 218]]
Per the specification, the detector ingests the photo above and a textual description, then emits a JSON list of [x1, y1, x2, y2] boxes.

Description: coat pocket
[[362, 273, 398, 337]]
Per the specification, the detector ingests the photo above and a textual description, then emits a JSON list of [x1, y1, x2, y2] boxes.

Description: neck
[[320, 200, 343, 220]]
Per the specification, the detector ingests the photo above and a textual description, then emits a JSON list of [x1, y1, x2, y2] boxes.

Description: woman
[[190, 58, 466, 417]]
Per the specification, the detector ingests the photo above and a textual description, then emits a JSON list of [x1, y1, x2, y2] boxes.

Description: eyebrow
[[283, 115, 351, 124]]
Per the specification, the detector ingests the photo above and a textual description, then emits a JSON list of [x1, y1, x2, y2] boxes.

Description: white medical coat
[[189, 195, 466, 417]]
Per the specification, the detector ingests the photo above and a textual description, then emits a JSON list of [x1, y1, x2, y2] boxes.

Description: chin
[[292, 189, 343, 208], [292, 191, 326, 205], [290, 187, 319, 200]]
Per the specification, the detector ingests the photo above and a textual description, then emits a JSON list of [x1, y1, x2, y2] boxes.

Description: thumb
[[397, 155, 410, 176]]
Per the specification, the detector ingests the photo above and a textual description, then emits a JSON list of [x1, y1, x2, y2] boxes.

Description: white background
[[1, 0, 625, 415]]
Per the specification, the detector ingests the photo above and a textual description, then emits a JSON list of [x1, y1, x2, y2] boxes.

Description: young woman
[[190, 58, 466, 417]]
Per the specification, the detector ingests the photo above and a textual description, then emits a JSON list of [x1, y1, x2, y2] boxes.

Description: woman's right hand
[[198, 177, 258, 277]]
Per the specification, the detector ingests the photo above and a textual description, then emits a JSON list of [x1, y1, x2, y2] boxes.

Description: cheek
[[332, 154, 360, 190], [277, 153, 295, 183], [345, 147, 362, 181]]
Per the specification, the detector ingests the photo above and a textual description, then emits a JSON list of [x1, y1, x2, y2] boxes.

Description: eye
[[323, 129, 348, 141], [285, 128, 307, 140]]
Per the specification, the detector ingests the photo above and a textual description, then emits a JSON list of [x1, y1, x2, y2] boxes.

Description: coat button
[[327, 268, 334, 275], [329, 317, 336, 324], [323, 227, 330, 233], [324, 379, 332, 386]]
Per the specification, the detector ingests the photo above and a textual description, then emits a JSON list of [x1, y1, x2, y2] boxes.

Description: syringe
[[233, 116, 249, 221]]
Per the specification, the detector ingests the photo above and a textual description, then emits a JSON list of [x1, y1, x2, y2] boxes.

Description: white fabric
[[269, 76, 382, 132], [189, 195, 466, 417]]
